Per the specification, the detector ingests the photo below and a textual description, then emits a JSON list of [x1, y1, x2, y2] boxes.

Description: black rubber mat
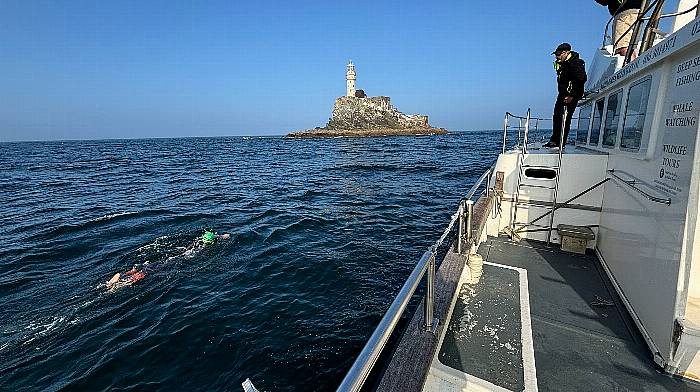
[[465, 236, 700, 392], [438, 264, 524, 391], [486, 238, 631, 340]]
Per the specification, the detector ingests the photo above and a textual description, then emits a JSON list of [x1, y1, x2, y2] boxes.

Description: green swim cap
[[202, 231, 216, 244]]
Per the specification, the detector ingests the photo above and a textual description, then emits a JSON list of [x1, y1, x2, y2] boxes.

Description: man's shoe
[[543, 142, 558, 148]]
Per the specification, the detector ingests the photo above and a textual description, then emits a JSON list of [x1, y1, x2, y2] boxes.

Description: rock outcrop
[[288, 96, 447, 138]]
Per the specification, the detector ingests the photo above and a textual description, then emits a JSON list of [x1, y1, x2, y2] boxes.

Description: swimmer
[[199, 230, 231, 245], [179, 230, 231, 257], [105, 267, 146, 291], [105, 230, 231, 291]]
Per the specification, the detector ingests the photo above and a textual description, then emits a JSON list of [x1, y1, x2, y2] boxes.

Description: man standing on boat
[[545, 43, 587, 149], [595, 0, 642, 59]]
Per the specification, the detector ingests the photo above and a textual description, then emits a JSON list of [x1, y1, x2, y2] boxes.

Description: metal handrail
[[337, 166, 494, 392], [513, 178, 611, 234], [601, 0, 660, 50], [504, 112, 551, 121], [602, 0, 700, 52], [657, 3, 698, 19], [336, 251, 435, 392], [635, 1, 700, 61], [601, 0, 630, 48], [611, 5, 698, 26], [608, 169, 671, 205], [639, 0, 666, 54], [457, 165, 495, 253], [624, 0, 652, 64], [639, 1, 700, 53], [598, 0, 694, 65], [461, 166, 494, 204], [546, 106, 566, 245], [504, 111, 538, 153], [503, 111, 580, 153], [523, 109, 531, 154]]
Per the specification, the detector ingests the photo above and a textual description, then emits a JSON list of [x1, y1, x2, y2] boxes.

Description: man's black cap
[[552, 42, 572, 54]]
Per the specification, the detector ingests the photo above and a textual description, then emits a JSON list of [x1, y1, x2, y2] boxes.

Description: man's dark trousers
[[550, 94, 578, 146]]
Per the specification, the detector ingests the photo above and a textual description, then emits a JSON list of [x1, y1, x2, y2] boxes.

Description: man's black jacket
[[555, 51, 587, 100], [594, 0, 643, 16]]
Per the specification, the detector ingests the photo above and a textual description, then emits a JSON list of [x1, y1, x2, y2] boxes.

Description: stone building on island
[[287, 61, 446, 138]]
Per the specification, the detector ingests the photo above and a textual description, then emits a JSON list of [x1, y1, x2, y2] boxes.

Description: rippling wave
[[0, 131, 515, 391]]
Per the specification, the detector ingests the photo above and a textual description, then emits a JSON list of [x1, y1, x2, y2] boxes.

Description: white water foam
[[21, 316, 66, 345], [93, 211, 138, 222], [135, 235, 171, 254]]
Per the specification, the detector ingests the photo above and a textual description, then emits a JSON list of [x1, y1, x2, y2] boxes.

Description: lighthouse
[[346, 60, 356, 97]]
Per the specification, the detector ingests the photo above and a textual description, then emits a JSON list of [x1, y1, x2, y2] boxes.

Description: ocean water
[[0, 131, 518, 391]]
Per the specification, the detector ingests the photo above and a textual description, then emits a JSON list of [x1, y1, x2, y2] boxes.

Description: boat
[[335, 1, 700, 391]]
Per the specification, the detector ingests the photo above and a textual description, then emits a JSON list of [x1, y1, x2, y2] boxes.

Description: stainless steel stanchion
[[456, 202, 464, 254], [486, 171, 492, 199], [466, 200, 474, 250], [424, 252, 436, 332]]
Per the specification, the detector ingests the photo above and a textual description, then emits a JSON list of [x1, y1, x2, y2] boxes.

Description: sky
[[1, 1, 627, 141]]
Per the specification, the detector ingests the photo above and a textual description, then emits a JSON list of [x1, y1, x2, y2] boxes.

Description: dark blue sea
[[0, 131, 517, 391]]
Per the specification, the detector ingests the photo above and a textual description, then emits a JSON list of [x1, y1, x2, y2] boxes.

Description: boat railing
[[504, 110, 585, 153], [336, 165, 494, 392], [658, 2, 699, 19], [607, 169, 672, 205], [602, 0, 699, 65], [503, 109, 584, 153], [602, 0, 657, 52], [639, 1, 699, 54], [504, 110, 545, 153]]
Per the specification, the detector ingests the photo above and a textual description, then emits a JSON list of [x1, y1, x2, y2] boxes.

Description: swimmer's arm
[[105, 273, 132, 292], [107, 273, 121, 286]]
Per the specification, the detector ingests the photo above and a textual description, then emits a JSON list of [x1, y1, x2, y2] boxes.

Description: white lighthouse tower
[[346, 60, 356, 97]]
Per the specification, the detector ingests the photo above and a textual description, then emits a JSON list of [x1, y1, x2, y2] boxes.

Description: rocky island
[[288, 61, 447, 138]]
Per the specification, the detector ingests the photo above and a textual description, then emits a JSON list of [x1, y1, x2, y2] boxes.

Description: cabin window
[[620, 77, 652, 151], [576, 105, 592, 145], [589, 98, 605, 145], [602, 89, 623, 148]]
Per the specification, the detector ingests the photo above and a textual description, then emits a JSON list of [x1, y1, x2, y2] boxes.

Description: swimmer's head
[[202, 230, 216, 244]]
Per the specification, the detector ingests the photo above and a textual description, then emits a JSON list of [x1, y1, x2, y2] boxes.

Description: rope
[[429, 207, 461, 254]]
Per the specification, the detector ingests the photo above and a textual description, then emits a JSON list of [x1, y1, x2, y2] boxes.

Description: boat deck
[[425, 235, 700, 391]]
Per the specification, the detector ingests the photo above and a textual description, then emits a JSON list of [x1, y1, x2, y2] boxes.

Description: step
[[521, 165, 560, 169], [514, 200, 557, 206], [518, 183, 556, 190], [513, 222, 551, 229]]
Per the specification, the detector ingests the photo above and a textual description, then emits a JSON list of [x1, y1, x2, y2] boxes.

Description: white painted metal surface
[[485, 14, 700, 380], [493, 149, 608, 244], [584, 46, 624, 93], [594, 21, 700, 367], [671, 0, 699, 33]]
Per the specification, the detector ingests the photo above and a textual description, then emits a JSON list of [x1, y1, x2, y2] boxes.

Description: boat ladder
[[506, 107, 567, 245]]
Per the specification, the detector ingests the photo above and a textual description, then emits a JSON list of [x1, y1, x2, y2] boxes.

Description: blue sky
[[2, 1, 621, 141]]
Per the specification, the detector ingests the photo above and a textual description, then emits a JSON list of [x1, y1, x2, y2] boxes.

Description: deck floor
[[434, 235, 700, 391]]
